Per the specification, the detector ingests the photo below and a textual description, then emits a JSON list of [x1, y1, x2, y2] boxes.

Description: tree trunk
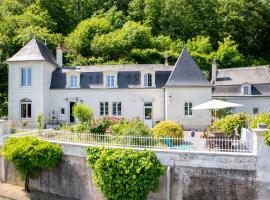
[[24, 174, 30, 192]]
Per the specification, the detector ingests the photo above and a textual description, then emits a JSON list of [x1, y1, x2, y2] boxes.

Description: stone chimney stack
[[56, 43, 63, 67], [164, 55, 169, 66], [211, 60, 217, 84]]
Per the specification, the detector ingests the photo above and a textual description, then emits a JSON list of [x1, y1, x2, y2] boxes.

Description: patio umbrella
[[192, 99, 243, 120]]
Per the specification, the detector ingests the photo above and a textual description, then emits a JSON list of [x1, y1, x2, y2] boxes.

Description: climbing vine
[[87, 147, 165, 200]]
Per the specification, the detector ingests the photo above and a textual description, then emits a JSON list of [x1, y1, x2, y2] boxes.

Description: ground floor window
[[253, 107, 259, 114], [113, 102, 121, 116], [20, 98, 32, 118], [100, 102, 109, 116], [184, 102, 193, 116]]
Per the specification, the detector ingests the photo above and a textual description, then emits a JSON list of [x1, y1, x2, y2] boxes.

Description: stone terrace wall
[[0, 142, 258, 200]]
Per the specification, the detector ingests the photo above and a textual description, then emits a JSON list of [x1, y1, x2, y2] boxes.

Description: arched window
[[144, 73, 152, 87], [20, 98, 32, 119]]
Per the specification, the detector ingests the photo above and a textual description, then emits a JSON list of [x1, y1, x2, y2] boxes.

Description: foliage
[[111, 118, 152, 136], [1, 137, 63, 191], [72, 103, 93, 124], [90, 115, 125, 134], [37, 113, 43, 129], [86, 147, 165, 200], [209, 113, 248, 135], [153, 121, 183, 138], [216, 108, 233, 119], [249, 113, 270, 129], [264, 131, 270, 147]]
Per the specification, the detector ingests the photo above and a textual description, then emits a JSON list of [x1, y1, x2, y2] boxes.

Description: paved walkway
[[0, 183, 76, 200]]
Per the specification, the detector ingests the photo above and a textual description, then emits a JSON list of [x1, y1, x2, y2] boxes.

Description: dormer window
[[65, 72, 80, 89], [106, 75, 116, 88], [70, 75, 78, 88], [242, 83, 251, 95], [144, 73, 152, 87]]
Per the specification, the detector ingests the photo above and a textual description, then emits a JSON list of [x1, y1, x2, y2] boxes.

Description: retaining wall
[[0, 142, 259, 200]]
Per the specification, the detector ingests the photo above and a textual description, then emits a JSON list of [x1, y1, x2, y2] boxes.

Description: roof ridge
[[218, 65, 269, 71]]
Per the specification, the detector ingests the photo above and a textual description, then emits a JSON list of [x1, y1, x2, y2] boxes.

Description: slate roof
[[165, 48, 210, 87], [50, 67, 172, 89], [213, 66, 270, 97], [6, 38, 57, 66]]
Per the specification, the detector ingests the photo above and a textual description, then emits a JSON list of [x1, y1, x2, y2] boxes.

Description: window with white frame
[[20, 98, 32, 118], [144, 73, 152, 87], [60, 107, 65, 115], [21, 68, 32, 86], [70, 75, 78, 88], [100, 102, 109, 116], [106, 75, 115, 88], [242, 84, 251, 95], [184, 102, 193, 116], [113, 102, 121, 116]]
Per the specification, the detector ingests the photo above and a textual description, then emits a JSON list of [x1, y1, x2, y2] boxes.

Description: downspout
[[166, 166, 171, 200]]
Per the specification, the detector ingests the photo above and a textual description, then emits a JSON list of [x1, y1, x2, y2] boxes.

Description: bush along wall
[[87, 147, 166, 200], [0, 136, 63, 192]]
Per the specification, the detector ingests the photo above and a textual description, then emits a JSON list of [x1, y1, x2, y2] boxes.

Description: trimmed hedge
[[87, 147, 165, 200], [153, 121, 183, 138]]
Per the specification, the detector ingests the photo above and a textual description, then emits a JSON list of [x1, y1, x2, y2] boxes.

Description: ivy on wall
[[87, 147, 166, 200]]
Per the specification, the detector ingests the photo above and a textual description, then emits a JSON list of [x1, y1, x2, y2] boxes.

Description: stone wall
[[0, 142, 258, 200]]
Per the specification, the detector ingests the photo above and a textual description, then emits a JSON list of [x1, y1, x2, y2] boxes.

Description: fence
[[4, 129, 255, 154]]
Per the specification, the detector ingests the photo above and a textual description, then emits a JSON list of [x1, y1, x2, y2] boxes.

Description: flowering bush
[[90, 116, 127, 134]]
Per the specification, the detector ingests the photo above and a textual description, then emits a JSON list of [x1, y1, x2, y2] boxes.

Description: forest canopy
[[1, 0, 270, 117]]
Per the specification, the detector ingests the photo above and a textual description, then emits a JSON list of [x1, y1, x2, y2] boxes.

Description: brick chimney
[[164, 55, 169, 66], [56, 43, 63, 67]]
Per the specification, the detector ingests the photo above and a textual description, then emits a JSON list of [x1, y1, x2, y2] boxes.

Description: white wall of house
[[8, 61, 55, 127], [165, 87, 212, 130], [49, 88, 165, 126], [214, 97, 270, 115]]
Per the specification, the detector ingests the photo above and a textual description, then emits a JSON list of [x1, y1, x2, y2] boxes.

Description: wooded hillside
[[1, 0, 270, 117]]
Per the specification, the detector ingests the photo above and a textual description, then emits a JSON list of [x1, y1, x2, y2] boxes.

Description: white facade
[[215, 97, 270, 115]]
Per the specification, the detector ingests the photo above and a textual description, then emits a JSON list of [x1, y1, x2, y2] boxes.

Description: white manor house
[[6, 39, 270, 130]]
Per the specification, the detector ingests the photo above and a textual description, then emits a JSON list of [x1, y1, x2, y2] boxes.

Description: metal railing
[[6, 130, 255, 153]]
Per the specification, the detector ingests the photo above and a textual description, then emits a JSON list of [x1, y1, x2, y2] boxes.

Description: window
[[113, 102, 121, 116], [100, 102, 109, 116], [253, 108, 259, 114], [20, 98, 32, 118], [144, 73, 152, 87], [21, 68, 31, 86], [184, 102, 193, 116], [60, 107, 65, 115], [106, 75, 115, 88], [70, 75, 78, 88], [243, 86, 249, 95]]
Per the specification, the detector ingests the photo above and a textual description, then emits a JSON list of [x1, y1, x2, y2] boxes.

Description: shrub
[[1, 137, 63, 192], [209, 113, 248, 136], [249, 113, 270, 129], [153, 121, 183, 138], [111, 118, 152, 136], [72, 103, 93, 124], [87, 147, 165, 200], [37, 113, 43, 129], [264, 131, 270, 146], [90, 116, 125, 134]]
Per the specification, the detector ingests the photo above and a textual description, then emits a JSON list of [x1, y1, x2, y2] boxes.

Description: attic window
[[242, 84, 251, 95], [144, 73, 152, 87]]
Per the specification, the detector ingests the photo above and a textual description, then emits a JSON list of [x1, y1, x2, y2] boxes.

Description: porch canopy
[[192, 99, 243, 120]]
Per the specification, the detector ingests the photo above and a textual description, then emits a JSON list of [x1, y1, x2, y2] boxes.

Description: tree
[[1, 137, 63, 192], [65, 17, 111, 56]]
